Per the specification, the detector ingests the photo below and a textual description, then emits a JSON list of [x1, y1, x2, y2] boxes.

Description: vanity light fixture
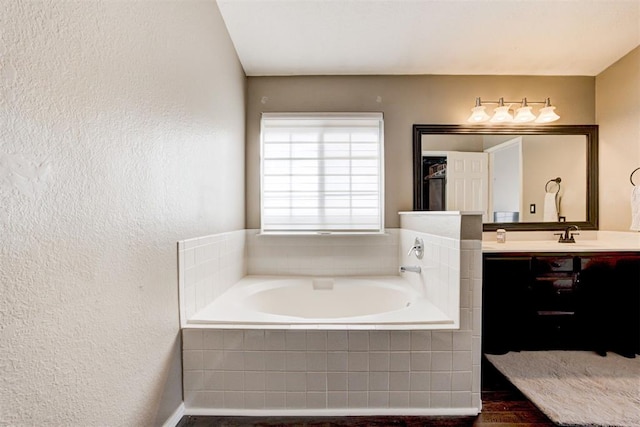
[[467, 97, 560, 124]]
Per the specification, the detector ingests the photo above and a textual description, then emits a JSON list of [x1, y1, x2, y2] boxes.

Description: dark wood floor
[[177, 357, 555, 427]]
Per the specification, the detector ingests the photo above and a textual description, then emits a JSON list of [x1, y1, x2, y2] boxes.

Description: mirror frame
[[412, 124, 599, 231]]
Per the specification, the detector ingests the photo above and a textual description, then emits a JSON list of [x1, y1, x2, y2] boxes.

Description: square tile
[[265, 372, 286, 392], [245, 372, 266, 391], [410, 331, 431, 351], [389, 391, 409, 408], [285, 372, 306, 392], [369, 352, 390, 371], [389, 331, 410, 350], [327, 352, 348, 371], [409, 391, 430, 407], [328, 392, 348, 408], [451, 391, 471, 408], [306, 372, 327, 392], [452, 371, 472, 391], [368, 391, 389, 408], [285, 331, 306, 350], [432, 332, 453, 351], [348, 331, 369, 351], [431, 372, 452, 391], [223, 371, 244, 391], [245, 392, 265, 409], [368, 372, 389, 391], [410, 372, 430, 392], [183, 330, 203, 350], [222, 351, 244, 371], [265, 331, 286, 350], [327, 331, 348, 350], [244, 352, 266, 371], [389, 371, 410, 391], [264, 351, 285, 371], [306, 352, 327, 372], [183, 350, 203, 371], [202, 350, 224, 370], [452, 351, 472, 371], [432, 351, 452, 371], [348, 372, 368, 391], [348, 352, 369, 371], [286, 352, 307, 371], [183, 371, 203, 390], [223, 330, 244, 350], [327, 372, 348, 391], [389, 352, 410, 371], [348, 391, 368, 408], [285, 392, 306, 409], [203, 371, 224, 391], [430, 391, 451, 407], [410, 352, 431, 371], [224, 391, 244, 408], [369, 331, 390, 351], [244, 330, 265, 350], [307, 392, 327, 409], [306, 331, 327, 351], [265, 392, 285, 409]]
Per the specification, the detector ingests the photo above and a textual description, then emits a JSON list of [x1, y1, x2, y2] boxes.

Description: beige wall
[[247, 75, 595, 228], [521, 136, 587, 222], [0, 2, 245, 425], [596, 46, 640, 231]]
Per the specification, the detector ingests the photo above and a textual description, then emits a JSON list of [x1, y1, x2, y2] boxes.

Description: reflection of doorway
[[422, 151, 489, 221], [422, 156, 446, 210], [485, 137, 523, 222]]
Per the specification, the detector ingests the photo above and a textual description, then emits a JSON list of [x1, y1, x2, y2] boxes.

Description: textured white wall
[[0, 1, 245, 425]]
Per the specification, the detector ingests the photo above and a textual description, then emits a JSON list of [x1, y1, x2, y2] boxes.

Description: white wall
[[0, 1, 245, 425]]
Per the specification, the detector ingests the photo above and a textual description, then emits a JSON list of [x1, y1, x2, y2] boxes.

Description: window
[[260, 113, 384, 234]]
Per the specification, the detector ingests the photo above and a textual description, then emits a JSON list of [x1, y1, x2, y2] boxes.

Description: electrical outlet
[[529, 204, 536, 214]]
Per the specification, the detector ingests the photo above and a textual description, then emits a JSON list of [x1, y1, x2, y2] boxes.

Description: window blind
[[260, 113, 384, 234]]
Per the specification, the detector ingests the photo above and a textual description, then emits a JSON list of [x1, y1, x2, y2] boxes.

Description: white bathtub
[[188, 276, 455, 329]]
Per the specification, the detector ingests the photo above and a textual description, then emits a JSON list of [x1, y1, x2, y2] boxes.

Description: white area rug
[[487, 351, 640, 427]]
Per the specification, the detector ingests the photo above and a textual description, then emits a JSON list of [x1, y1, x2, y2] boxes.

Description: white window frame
[[260, 112, 385, 235]]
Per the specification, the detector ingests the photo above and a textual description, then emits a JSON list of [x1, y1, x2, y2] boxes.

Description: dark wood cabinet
[[483, 252, 640, 357]]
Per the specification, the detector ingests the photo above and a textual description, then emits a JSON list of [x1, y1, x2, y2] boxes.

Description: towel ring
[[631, 167, 640, 186], [545, 177, 562, 193]]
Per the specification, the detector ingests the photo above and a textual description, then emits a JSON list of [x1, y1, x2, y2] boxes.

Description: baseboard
[[162, 402, 185, 427], [184, 407, 479, 417]]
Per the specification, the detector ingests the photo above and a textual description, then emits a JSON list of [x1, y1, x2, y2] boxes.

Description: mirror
[[413, 125, 598, 231]]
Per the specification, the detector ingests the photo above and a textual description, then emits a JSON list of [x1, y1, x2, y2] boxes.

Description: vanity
[[482, 231, 640, 358], [411, 124, 639, 358]]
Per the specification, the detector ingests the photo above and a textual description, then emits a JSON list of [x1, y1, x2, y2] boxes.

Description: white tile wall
[[178, 230, 246, 324], [183, 294, 483, 412], [246, 230, 399, 276]]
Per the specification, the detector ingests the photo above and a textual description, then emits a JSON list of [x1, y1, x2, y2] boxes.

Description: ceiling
[[217, 0, 640, 77]]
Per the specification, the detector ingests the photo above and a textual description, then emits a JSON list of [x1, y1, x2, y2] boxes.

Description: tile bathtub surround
[[246, 230, 399, 276], [182, 329, 481, 413], [178, 230, 247, 323]]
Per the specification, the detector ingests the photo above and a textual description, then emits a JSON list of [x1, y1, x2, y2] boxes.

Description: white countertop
[[482, 231, 640, 253]]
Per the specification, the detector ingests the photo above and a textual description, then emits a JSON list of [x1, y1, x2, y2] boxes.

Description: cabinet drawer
[[532, 256, 576, 273]]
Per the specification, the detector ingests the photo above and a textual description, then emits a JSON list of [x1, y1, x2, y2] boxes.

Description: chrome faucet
[[399, 265, 421, 274], [407, 237, 424, 259], [554, 225, 580, 243]]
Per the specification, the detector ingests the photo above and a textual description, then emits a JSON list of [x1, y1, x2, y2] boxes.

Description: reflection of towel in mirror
[[543, 192, 558, 222], [631, 187, 640, 231]]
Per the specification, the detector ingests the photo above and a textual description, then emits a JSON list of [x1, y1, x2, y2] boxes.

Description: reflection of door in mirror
[[486, 137, 523, 223], [422, 151, 489, 221]]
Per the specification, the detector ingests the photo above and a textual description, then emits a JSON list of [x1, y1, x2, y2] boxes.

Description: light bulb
[[467, 106, 490, 123], [535, 106, 560, 123], [490, 106, 513, 123], [514, 106, 536, 123]]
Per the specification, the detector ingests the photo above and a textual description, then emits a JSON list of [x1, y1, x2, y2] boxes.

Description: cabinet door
[[483, 256, 532, 354]]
